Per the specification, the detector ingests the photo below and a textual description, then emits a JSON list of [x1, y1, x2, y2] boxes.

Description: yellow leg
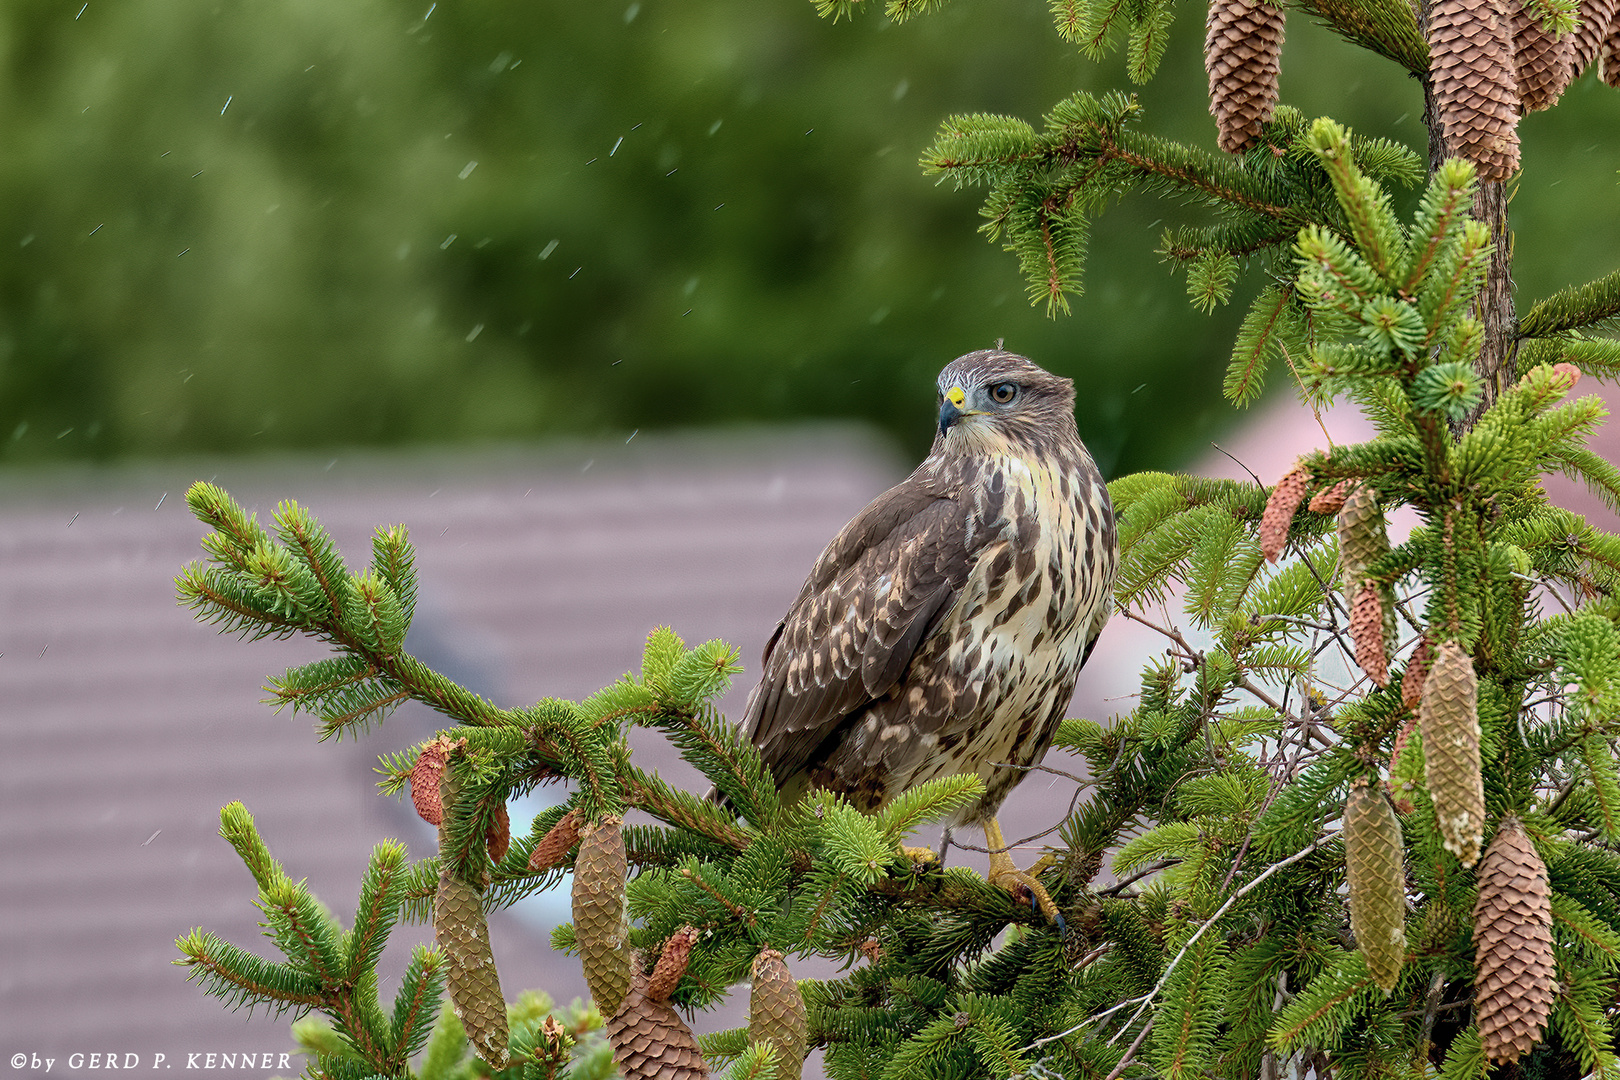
[[983, 817, 1060, 924], [900, 844, 939, 866]]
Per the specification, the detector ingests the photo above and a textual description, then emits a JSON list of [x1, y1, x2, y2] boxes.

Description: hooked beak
[[938, 386, 967, 435]]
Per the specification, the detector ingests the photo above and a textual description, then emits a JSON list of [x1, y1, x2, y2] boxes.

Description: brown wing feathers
[[743, 477, 973, 787]]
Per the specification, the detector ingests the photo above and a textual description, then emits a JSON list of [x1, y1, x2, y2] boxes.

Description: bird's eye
[[991, 382, 1018, 404]]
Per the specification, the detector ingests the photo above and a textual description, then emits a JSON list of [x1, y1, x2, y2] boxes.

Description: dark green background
[[3, 0, 1616, 474]]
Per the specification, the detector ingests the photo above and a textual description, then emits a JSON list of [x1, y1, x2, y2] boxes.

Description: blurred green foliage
[[1, 0, 1615, 472]]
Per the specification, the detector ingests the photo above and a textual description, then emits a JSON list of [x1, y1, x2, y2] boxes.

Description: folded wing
[[742, 476, 976, 787]]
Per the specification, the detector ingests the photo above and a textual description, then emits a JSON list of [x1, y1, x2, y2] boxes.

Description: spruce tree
[[174, 0, 1620, 1076]]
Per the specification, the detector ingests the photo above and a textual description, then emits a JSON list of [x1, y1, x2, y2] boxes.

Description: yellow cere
[[946, 386, 966, 407]]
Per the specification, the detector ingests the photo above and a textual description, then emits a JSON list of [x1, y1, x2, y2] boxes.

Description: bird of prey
[[741, 348, 1117, 918]]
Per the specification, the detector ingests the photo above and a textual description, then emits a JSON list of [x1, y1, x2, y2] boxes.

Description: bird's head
[[933, 349, 1078, 454]]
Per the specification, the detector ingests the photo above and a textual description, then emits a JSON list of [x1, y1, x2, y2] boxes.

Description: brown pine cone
[[1345, 780, 1407, 991], [1569, 0, 1620, 74], [1602, 6, 1620, 84], [1419, 642, 1486, 866], [1308, 479, 1354, 514], [1401, 638, 1434, 714], [604, 953, 707, 1080], [750, 949, 809, 1080], [485, 803, 511, 863], [527, 809, 582, 873], [573, 815, 632, 1014], [1474, 817, 1556, 1064], [409, 736, 464, 826], [647, 927, 699, 1002], [1428, 0, 1522, 180], [1350, 582, 1391, 687], [1206, 0, 1286, 152], [1512, 1, 1575, 110], [436, 871, 509, 1068], [1259, 461, 1310, 563]]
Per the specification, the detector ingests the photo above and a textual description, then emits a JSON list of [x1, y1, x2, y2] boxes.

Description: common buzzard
[[741, 348, 1118, 917]]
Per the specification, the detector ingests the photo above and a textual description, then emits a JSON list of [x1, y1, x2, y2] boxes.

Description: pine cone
[[573, 815, 632, 1014], [436, 871, 509, 1068], [1512, 1, 1575, 111], [750, 950, 809, 1080], [1259, 461, 1311, 563], [1308, 478, 1354, 514], [527, 809, 581, 873], [1602, 7, 1620, 85], [1419, 642, 1486, 866], [1474, 816, 1556, 1064], [1337, 484, 1388, 601], [410, 736, 463, 826], [604, 951, 706, 1080], [1419, 897, 1461, 952], [1350, 582, 1391, 687], [1570, 0, 1620, 75], [486, 803, 511, 863], [647, 927, 699, 1002], [1206, 0, 1286, 153], [1345, 780, 1407, 991], [1428, 0, 1522, 180], [1401, 638, 1434, 714]]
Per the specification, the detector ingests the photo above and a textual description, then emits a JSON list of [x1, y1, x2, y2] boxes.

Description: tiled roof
[[2, 430, 913, 1065]]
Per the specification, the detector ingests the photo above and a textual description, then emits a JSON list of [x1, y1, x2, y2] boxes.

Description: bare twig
[[1416, 968, 1452, 1063], [1300, 551, 1348, 631], [992, 760, 1097, 787], [1216, 832, 1254, 894], [1074, 944, 1112, 969], [1209, 441, 1263, 486], [1119, 607, 1201, 660], [1545, 774, 1582, 817], [946, 763, 1096, 852], [1097, 859, 1176, 896], [1249, 613, 1337, 632], [1101, 1018, 1154, 1080], [1023, 832, 1336, 1053]]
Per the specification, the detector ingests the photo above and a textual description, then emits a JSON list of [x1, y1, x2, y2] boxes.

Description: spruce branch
[[1402, 158, 1479, 297], [178, 806, 474, 1078], [175, 930, 326, 1013], [176, 564, 304, 642], [1225, 284, 1305, 406], [1518, 334, 1620, 377], [271, 499, 351, 624], [921, 95, 1412, 310], [385, 946, 447, 1071], [1519, 266, 1620, 338], [347, 841, 409, 983], [1266, 948, 1381, 1052], [622, 767, 758, 852], [262, 880, 347, 987], [1158, 219, 1301, 266], [218, 801, 292, 893], [1302, 119, 1410, 288], [1286, 0, 1429, 70]]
